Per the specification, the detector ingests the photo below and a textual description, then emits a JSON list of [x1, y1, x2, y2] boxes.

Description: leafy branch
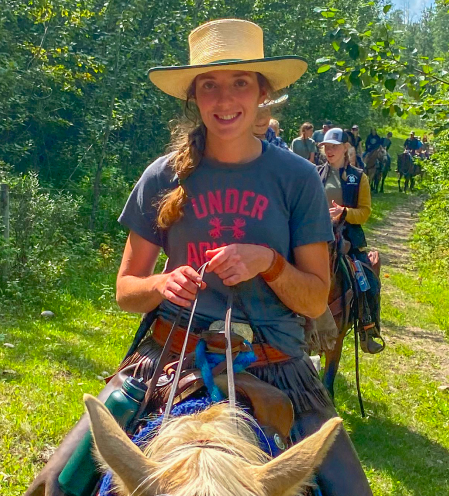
[[314, 4, 449, 129]]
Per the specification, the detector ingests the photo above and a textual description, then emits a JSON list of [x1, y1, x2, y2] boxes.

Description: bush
[[413, 131, 449, 280], [0, 165, 117, 307]]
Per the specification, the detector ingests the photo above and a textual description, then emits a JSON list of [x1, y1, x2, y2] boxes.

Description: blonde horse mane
[[137, 403, 269, 496], [85, 394, 342, 496]]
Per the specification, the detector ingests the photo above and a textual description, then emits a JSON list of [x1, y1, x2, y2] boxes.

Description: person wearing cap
[[351, 125, 363, 157], [25, 19, 372, 496], [318, 128, 382, 355], [404, 131, 420, 155], [312, 120, 332, 145], [291, 122, 316, 163]]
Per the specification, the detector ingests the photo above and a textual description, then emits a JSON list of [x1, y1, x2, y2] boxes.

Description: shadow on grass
[[382, 319, 447, 345], [334, 374, 449, 495], [1, 317, 133, 380]]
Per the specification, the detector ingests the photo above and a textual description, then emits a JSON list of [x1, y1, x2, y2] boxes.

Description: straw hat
[[259, 94, 289, 108], [149, 19, 307, 100]]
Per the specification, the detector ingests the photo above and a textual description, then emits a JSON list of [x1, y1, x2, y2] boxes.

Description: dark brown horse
[[397, 152, 420, 192], [364, 147, 387, 190], [373, 151, 391, 194], [322, 220, 354, 399], [306, 219, 382, 401]]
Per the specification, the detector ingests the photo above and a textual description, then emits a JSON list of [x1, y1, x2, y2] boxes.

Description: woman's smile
[[213, 112, 242, 124]]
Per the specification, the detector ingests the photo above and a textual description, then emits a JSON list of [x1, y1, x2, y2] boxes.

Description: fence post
[[0, 183, 10, 279]]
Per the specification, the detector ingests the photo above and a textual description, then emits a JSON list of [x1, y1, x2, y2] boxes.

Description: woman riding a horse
[[25, 19, 372, 496], [317, 128, 383, 354]]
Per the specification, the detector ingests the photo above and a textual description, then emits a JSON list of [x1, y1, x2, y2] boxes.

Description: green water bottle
[[58, 377, 147, 496]]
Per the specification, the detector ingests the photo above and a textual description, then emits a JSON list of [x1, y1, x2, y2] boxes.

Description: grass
[[0, 293, 141, 494], [2, 171, 449, 494]]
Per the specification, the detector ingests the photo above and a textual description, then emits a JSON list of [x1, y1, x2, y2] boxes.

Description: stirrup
[[359, 324, 385, 354]]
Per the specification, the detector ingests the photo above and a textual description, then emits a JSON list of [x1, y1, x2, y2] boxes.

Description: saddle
[[151, 330, 295, 445]]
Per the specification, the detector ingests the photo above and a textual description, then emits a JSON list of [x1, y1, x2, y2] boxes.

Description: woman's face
[[303, 128, 313, 139], [194, 70, 266, 142], [371, 128, 377, 135], [323, 143, 346, 167]]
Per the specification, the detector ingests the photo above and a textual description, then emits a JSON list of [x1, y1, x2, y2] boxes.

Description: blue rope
[[195, 338, 257, 401]]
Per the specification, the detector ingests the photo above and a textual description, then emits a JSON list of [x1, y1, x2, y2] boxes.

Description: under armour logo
[[209, 217, 246, 239]]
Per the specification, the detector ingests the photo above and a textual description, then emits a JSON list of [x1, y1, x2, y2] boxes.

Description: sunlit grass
[[2, 171, 449, 495]]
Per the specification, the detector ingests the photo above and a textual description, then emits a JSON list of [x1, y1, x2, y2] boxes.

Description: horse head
[[84, 394, 342, 496]]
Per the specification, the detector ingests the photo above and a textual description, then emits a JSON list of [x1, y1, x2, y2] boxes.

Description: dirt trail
[[368, 194, 449, 384]]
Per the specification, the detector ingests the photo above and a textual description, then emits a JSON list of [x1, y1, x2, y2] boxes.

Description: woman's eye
[[235, 79, 248, 87], [202, 81, 216, 90]]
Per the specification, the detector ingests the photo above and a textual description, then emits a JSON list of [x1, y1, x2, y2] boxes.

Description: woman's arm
[[205, 242, 330, 318], [269, 242, 330, 318], [309, 151, 315, 163], [345, 173, 371, 224], [116, 231, 205, 313]]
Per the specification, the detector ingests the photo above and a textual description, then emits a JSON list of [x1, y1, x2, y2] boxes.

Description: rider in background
[[381, 131, 393, 171], [312, 120, 332, 144], [421, 134, 431, 158], [253, 106, 289, 149], [364, 128, 382, 155], [269, 118, 281, 136], [291, 122, 316, 163], [351, 125, 363, 157], [404, 131, 420, 156], [318, 128, 383, 354], [346, 124, 364, 169], [381, 131, 392, 152]]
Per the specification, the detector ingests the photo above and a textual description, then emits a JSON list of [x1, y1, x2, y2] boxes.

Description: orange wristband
[[261, 249, 287, 283]]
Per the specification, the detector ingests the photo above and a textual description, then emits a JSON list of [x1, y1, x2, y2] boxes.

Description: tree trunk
[[89, 21, 122, 231]]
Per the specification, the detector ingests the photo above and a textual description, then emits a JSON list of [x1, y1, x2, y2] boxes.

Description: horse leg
[[398, 173, 402, 192], [411, 176, 415, 192], [380, 171, 387, 193], [322, 330, 346, 401]]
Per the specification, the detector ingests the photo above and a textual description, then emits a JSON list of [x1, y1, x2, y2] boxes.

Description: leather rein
[[132, 262, 238, 428]]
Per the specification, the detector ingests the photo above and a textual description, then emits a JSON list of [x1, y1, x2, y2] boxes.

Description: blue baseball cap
[[321, 128, 349, 145]]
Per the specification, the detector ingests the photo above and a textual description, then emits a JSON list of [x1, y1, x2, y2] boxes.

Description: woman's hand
[[329, 200, 345, 220], [205, 244, 274, 286], [159, 266, 206, 308]]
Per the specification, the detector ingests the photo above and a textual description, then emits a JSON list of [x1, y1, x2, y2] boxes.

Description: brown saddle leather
[[215, 373, 294, 440], [329, 288, 353, 318], [157, 333, 294, 444]]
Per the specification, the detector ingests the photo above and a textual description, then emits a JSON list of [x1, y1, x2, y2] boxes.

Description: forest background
[[1, 0, 449, 494], [0, 0, 448, 308]]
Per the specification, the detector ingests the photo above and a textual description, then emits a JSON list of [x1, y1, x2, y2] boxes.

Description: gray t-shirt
[[312, 130, 325, 144], [291, 137, 316, 159], [119, 144, 333, 356]]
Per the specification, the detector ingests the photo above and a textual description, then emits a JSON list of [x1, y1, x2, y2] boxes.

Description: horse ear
[[84, 394, 156, 496], [253, 417, 342, 496]]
